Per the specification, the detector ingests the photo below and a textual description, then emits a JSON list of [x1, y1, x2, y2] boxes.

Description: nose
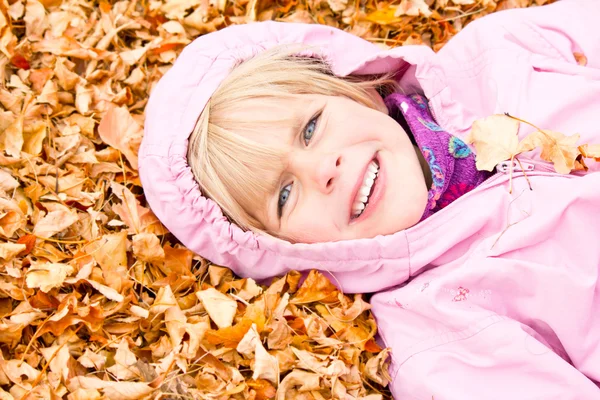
[[308, 152, 342, 193], [290, 151, 342, 193]]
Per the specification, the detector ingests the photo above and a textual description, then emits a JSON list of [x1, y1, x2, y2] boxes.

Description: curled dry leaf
[[364, 348, 392, 386], [132, 232, 165, 263], [106, 338, 139, 380]]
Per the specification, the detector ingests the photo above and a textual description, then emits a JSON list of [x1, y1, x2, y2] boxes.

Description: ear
[[365, 88, 388, 114]]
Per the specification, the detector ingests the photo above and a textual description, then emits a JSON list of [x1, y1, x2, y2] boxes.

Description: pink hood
[[141, 0, 600, 397], [140, 20, 439, 292]]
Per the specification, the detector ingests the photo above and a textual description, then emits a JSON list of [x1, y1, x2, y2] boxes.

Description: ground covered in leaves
[[0, 0, 546, 398]]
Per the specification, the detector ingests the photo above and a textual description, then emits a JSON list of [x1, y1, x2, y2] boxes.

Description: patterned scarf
[[384, 93, 492, 220]]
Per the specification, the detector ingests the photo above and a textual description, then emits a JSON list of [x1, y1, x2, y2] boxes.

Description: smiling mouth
[[351, 159, 380, 219]]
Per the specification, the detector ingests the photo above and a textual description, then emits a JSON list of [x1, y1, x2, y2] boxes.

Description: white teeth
[[353, 201, 365, 211], [351, 160, 380, 218]]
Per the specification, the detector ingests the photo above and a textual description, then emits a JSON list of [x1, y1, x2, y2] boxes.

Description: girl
[[139, 0, 600, 398]]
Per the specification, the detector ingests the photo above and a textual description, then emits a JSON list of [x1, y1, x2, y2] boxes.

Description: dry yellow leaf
[[33, 208, 79, 238], [0, 243, 26, 261], [132, 232, 165, 263], [106, 338, 139, 380], [26, 262, 74, 292], [197, 287, 238, 328], [98, 105, 143, 170], [518, 129, 580, 174], [466, 114, 521, 172]]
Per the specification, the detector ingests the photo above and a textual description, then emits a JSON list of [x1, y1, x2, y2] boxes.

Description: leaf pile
[[0, 0, 544, 398]]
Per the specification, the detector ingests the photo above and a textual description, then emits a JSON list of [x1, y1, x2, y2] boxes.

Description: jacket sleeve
[[391, 318, 600, 400]]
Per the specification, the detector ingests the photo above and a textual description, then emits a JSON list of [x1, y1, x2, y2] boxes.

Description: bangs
[[187, 44, 400, 235]]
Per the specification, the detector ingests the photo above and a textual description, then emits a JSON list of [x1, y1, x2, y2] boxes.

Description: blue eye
[[303, 116, 318, 146], [278, 183, 292, 216]]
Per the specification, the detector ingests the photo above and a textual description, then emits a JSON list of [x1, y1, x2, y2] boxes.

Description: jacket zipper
[[495, 159, 555, 174], [469, 159, 563, 196]]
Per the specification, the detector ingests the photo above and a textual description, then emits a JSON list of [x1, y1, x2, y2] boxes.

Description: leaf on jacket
[[468, 113, 600, 179]]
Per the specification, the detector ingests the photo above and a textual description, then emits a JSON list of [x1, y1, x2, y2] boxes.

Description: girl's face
[[234, 93, 430, 243]]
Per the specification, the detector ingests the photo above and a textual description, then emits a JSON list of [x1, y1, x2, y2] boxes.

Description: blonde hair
[[187, 45, 399, 235]]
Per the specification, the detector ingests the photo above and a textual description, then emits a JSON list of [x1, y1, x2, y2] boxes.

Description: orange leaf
[[17, 234, 36, 256], [290, 270, 339, 304], [205, 318, 253, 348], [10, 54, 30, 70], [247, 379, 277, 400], [364, 338, 383, 353]]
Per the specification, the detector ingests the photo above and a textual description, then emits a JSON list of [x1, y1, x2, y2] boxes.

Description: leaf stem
[[504, 113, 544, 132], [515, 158, 533, 191]]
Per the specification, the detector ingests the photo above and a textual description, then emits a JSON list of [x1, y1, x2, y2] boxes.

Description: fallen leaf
[[0, 243, 26, 261], [33, 208, 79, 238], [364, 348, 392, 386], [98, 105, 143, 170], [107, 338, 139, 380], [26, 262, 74, 292], [290, 270, 339, 304], [132, 232, 165, 263], [196, 287, 237, 328]]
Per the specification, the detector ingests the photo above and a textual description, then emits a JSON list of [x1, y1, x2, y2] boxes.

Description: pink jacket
[[139, 0, 600, 398]]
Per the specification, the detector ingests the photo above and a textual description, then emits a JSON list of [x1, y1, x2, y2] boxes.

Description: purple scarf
[[384, 93, 491, 220]]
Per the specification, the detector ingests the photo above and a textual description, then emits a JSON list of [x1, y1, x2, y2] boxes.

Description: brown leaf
[[132, 232, 165, 263], [247, 379, 277, 400], [364, 348, 392, 386], [205, 318, 253, 348]]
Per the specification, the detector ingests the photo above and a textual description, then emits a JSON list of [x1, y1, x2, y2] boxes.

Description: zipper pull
[[496, 160, 535, 174]]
